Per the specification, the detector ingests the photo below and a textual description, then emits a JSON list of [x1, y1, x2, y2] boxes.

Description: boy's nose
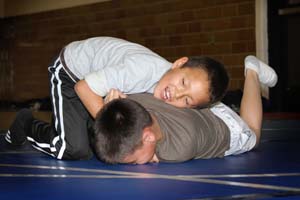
[[175, 89, 186, 99], [150, 154, 159, 163]]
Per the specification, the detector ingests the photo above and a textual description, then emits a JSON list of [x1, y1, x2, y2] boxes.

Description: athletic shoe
[[244, 55, 278, 87], [5, 108, 33, 145]]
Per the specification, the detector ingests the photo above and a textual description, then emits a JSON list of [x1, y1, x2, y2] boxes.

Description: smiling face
[[154, 58, 210, 108]]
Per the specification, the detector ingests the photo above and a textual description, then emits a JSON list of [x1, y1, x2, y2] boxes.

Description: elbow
[[74, 80, 84, 95]]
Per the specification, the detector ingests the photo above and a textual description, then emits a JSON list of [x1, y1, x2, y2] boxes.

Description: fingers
[[104, 89, 127, 104]]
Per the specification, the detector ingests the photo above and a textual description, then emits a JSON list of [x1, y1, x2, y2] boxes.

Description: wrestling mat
[[0, 119, 299, 200]]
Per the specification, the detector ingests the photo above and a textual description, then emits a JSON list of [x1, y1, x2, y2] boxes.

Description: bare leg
[[240, 56, 278, 147], [240, 70, 262, 147]]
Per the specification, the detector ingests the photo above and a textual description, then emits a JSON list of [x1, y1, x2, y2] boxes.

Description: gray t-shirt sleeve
[[84, 54, 170, 96], [84, 69, 109, 96]]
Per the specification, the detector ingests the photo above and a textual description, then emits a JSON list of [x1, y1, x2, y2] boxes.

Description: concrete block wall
[[0, 0, 255, 101]]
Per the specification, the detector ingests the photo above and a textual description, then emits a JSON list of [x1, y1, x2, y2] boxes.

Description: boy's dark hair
[[182, 56, 229, 107], [94, 98, 153, 164]]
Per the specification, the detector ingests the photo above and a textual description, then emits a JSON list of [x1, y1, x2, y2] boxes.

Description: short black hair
[[94, 98, 153, 164], [182, 56, 229, 107]]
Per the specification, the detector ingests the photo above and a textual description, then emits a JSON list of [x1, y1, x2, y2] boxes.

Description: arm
[[74, 80, 104, 118]]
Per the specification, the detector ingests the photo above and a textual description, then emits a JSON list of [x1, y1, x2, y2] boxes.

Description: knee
[[61, 143, 93, 160]]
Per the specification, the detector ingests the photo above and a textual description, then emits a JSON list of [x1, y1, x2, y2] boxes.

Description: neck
[[150, 114, 163, 141]]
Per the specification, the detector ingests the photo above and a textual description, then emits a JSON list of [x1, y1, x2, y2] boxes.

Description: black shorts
[[28, 56, 94, 160]]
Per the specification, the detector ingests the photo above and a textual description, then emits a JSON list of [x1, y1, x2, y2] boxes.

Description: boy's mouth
[[163, 87, 171, 101]]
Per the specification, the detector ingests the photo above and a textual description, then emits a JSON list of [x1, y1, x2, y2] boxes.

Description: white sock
[[244, 55, 278, 87], [244, 55, 259, 75]]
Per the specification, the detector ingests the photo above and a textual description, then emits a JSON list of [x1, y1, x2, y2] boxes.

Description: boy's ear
[[142, 127, 156, 144], [171, 57, 188, 69]]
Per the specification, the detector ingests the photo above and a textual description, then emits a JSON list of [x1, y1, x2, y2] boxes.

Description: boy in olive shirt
[[94, 56, 278, 164]]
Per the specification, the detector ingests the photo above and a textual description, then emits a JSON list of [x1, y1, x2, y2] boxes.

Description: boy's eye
[[185, 97, 189, 106], [182, 78, 185, 85]]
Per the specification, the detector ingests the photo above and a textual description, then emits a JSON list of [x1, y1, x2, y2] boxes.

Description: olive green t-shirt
[[128, 94, 230, 163]]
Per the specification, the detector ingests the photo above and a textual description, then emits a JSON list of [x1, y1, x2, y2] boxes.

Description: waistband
[[59, 48, 80, 82]]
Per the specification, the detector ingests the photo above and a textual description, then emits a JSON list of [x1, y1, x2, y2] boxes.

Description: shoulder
[[156, 134, 196, 162]]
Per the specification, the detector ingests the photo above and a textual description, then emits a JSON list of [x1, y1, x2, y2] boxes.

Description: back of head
[[94, 98, 153, 164], [182, 56, 229, 107]]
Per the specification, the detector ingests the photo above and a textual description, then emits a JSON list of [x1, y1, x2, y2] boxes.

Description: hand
[[104, 89, 127, 104]]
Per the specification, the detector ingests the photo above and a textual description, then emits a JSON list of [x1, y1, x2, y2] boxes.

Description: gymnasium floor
[[0, 119, 299, 200]]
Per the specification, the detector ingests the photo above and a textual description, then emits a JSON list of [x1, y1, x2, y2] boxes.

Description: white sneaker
[[244, 55, 278, 87]]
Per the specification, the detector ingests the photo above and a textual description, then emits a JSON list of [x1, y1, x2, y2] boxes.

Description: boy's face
[[154, 58, 210, 108], [121, 127, 159, 165], [122, 142, 158, 165]]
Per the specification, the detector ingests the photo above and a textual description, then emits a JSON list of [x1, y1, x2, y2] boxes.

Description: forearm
[[75, 80, 104, 118], [81, 94, 104, 119]]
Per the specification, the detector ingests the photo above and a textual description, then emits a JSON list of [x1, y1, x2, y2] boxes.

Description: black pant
[[28, 57, 94, 160]]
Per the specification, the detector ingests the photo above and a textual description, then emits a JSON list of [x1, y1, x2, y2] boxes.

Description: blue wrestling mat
[[0, 119, 300, 200]]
